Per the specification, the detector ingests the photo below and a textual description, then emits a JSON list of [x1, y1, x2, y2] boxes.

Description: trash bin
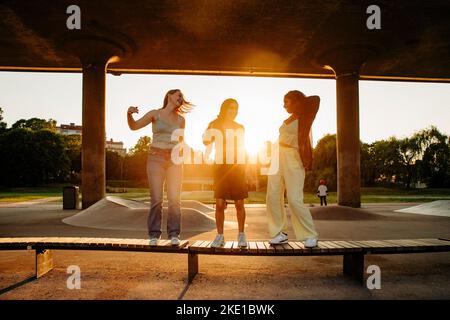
[[63, 186, 80, 210]]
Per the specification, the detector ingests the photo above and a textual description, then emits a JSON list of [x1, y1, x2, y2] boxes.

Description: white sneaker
[[170, 236, 181, 246], [211, 234, 225, 248], [237, 233, 247, 248], [269, 232, 288, 245], [149, 237, 159, 246], [305, 238, 318, 248]]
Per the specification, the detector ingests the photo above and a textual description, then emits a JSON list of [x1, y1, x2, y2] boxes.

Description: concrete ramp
[[395, 200, 450, 217], [309, 205, 386, 220], [63, 196, 238, 232]]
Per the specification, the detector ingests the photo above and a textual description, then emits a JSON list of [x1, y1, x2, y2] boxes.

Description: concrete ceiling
[[1, 0, 449, 81]]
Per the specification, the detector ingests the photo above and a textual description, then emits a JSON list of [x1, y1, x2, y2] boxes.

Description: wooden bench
[[187, 238, 450, 283], [0, 237, 189, 278], [1, 237, 450, 285]]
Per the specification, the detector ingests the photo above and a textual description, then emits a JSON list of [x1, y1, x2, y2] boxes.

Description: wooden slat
[[65, 237, 87, 244], [205, 241, 213, 249], [424, 239, 450, 247], [255, 242, 267, 253], [263, 242, 276, 253], [317, 241, 336, 249], [417, 238, 450, 246], [406, 239, 441, 247], [289, 241, 305, 253], [346, 240, 373, 249], [214, 241, 233, 253], [380, 240, 414, 250], [231, 241, 248, 252], [222, 241, 234, 252], [121, 239, 142, 248], [368, 240, 398, 248], [189, 240, 204, 248], [271, 243, 286, 253], [230, 241, 239, 252], [157, 240, 170, 247], [339, 241, 362, 248], [193, 241, 212, 252], [56, 237, 81, 245], [280, 243, 294, 253], [324, 241, 347, 250], [199, 241, 210, 248], [161, 240, 175, 247], [179, 240, 189, 248], [81, 238, 100, 247], [248, 242, 258, 253], [132, 239, 149, 248], [93, 238, 115, 247], [331, 241, 360, 251], [316, 242, 330, 252]]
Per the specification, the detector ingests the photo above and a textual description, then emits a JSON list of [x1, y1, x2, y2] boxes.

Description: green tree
[[417, 127, 450, 187], [0, 107, 7, 132], [106, 150, 124, 180], [129, 136, 152, 156], [124, 136, 152, 182], [397, 136, 422, 188], [61, 134, 82, 182], [0, 128, 70, 186], [360, 142, 377, 186], [310, 134, 337, 191], [369, 138, 403, 185], [12, 118, 57, 132]]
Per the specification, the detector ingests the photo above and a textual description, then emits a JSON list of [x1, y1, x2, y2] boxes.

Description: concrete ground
[[0, 199, 450, 300]]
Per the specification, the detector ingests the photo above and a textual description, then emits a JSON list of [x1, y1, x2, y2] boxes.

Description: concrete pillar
[[61, 29, 133, 208], [336, 71, 361, 207], [81, 61, 108, 208], [314, 46, 375, 208]]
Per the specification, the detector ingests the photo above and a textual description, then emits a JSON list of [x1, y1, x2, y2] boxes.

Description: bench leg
[[188, 252, 198, 283], [343, 253, 364, 284], [36, 249, 53, 278]]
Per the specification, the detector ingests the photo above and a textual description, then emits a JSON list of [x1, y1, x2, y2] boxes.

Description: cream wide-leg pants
[[266, 146, 318, 240]]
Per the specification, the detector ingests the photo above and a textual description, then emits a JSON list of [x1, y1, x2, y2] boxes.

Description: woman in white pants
[[266, 90, 319, 248]]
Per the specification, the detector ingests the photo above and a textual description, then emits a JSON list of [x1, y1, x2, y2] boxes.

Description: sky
[[1, 72, 450, 153]]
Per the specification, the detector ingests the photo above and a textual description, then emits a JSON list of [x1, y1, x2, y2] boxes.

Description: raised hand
[[127, 106, 139, 115]]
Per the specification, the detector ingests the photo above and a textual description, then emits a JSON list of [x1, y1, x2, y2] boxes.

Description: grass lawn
[[1, 185, 450, 204], [0, 186, 63, 203]]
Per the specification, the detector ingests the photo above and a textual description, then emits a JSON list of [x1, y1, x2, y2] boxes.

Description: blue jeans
[[146, 147, 182, 238]]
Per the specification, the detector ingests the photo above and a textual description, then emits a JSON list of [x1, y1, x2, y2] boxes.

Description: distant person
[[127, 89, 193, 246], [266, 90, 320, 248], [317, 179, 328, 206], [203, 98, 248, 248]]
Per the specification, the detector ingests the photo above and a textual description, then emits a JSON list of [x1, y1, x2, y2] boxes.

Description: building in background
[[56, 123, 82, 135], [106, 138, 127, 156], [57, 123, 126, 155]]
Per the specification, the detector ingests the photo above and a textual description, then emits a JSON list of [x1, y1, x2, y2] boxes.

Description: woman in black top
[[203, 98, 248, 248]]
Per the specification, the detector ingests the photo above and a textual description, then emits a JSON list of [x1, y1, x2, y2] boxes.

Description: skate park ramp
[[63, 196, 238, 232], [394, 200, 450, 217], [309, 205, 386, 220]]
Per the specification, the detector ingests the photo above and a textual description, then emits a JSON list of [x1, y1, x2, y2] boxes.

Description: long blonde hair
[[162, 89, 194, 113]]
